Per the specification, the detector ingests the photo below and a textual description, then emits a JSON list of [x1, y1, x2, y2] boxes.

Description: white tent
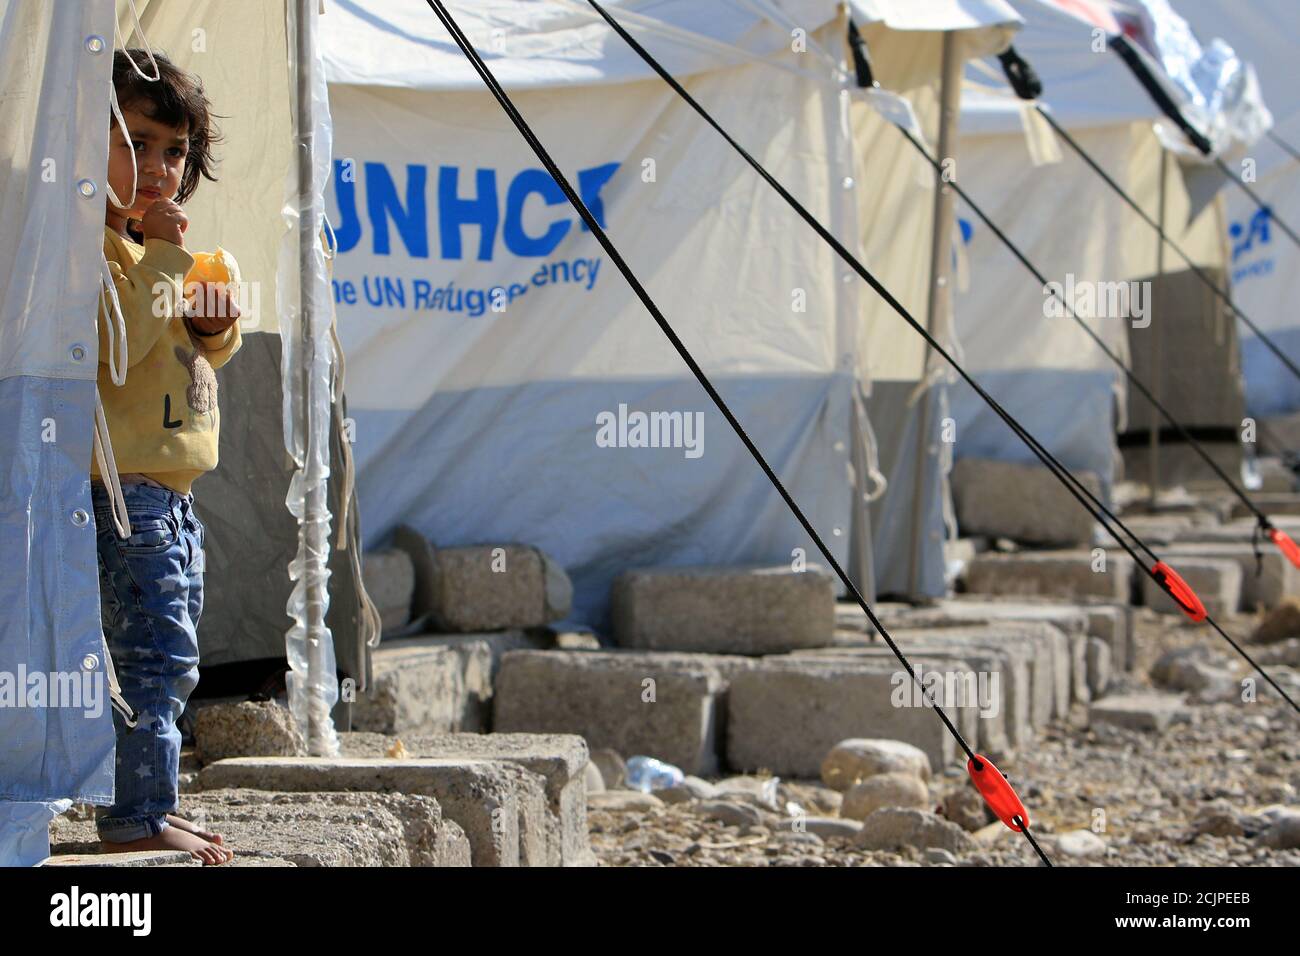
[[0, 0, 343, 864], [1176, 0, 1300, 422], [949, 0, 1259, 495], [320, 0, 1021, 616]]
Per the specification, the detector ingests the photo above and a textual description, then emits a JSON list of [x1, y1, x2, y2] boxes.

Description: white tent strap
[[101, 633, 138, 729], [98, 254, 128, 386], [551, 0, 842, 87], [91, 389, 132, 540], [1018, 101, 1063, 165], [859, 399, 888, 502], [327, 302, 383, 662], [114, 0, 161, 81], [847, 86, 927, 143], [104, 84, 138, 212]]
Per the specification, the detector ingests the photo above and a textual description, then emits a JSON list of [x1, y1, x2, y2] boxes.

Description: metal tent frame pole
[[295, 0, 330, 754], [1148, 146, 1168, 505], [907, 30, 961, 597]]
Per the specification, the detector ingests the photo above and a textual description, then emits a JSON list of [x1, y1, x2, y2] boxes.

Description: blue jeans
[[90, 481, 205, 843]]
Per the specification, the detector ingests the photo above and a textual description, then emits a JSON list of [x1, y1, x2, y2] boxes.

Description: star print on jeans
[[134, 763, 153, 780], [156, 575, 187, 597]]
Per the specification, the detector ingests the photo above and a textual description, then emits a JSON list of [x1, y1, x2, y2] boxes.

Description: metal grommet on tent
[[84, 35, 106, 54], [70, 509, 89, 527], [76, 178, 96, 199], [81, 654, 99, 671], [69, 344, 86, 362]]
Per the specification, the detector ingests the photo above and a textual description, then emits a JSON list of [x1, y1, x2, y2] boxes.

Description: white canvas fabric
[[0, 0, 118, 861], [320, 2, 1022, 614], [947, 0, 1254, 489], [1176, 0, 1300, 417], [321, 0, 1019, 91]]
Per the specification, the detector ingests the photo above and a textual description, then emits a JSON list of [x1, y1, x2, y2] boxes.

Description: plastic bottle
[[625, 755, 685, 792]]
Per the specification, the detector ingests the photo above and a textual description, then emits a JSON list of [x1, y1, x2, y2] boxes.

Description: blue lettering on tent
[[1230, 207, 1271, 262], [367, 162, 428, 257], [329, 160, 621, 261], [1229, 208, 1274, 284], [439, 166, 499, 261], [504, 169, 570, 257], [577, 163, 619, 233]]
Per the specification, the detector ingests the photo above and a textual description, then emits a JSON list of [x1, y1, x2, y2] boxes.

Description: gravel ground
[[588, 609, 1300, 867]]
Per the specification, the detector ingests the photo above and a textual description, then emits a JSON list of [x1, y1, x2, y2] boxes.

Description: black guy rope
[[1032, 104, 1300, 387], [578, 0, 1300, 718], [889, 123, 1289, 556], [420, 0, 1045, 850]]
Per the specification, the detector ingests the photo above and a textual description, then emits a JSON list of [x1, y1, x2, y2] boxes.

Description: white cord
[[323, 214, 337, 262], [92, 389, 133, 540], [860, 409, 889, 502], [114, 0, 161, 81], [105, 84, 138, 212], [101, 632, 138, 729], [98, 254, 129, 386]]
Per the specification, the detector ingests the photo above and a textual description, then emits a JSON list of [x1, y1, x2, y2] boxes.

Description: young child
[[94, 49, 240, 865]]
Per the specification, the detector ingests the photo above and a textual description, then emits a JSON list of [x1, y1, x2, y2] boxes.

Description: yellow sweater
[[92, 227, 242, 494]]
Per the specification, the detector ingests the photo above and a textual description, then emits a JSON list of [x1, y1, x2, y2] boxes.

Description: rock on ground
[[193, 701, 306, 765], [821, 739, 933, 790], [840, 773, 930, 821]]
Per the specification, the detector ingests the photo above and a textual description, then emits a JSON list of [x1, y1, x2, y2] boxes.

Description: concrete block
[[43, 851, 196, 867], [951, 458, 1102, 547], [391, 525, 439, 619], [1068, 630, 1090, 705], [362, 549, 415, 632], [726, 657, 981, 776], [182, 789, 471, 867], [48, 790, 472, 868], [834, 621, 1056, 742], [611, 565, 835, 655], [493, 650, 751, 776], [1229, 493, 1300, 520], [1162, 542, 1297, 610], [193, 700, 306, 764], [340, 731, 592, 866], [964, 551, 1136, 603], [1257, 457, 1296, 493], [1141, 558, 1242, 617], [1089, 694, 1190, 733], [1081, 605, 1130, 672], [194, 757, 547, 867], [1086, 636, 1112, 697], [999, 621, 1071, 722], [352, 631, 548, 735], [794, 641, 1016, 756], [430, 545, 572, 632]]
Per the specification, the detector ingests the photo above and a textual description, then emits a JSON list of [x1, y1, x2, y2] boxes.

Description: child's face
[[107, 107, 189, 220]]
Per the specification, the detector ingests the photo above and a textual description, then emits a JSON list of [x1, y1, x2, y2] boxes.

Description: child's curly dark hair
[[112, 49, 222, 204]]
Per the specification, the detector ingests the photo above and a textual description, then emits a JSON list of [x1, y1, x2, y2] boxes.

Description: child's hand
[[187, 282, 240, 336], [139, 198, 188, 247]]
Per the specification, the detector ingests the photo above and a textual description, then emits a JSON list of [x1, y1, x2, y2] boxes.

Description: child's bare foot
[[166, 813, 226, 845], [100, 826, 233, 865]]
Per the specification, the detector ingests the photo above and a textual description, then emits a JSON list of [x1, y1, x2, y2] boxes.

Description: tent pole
[[296, 0, 329, 754], [908, 30, 961, 597], [1148, 147, 1168, 506]]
